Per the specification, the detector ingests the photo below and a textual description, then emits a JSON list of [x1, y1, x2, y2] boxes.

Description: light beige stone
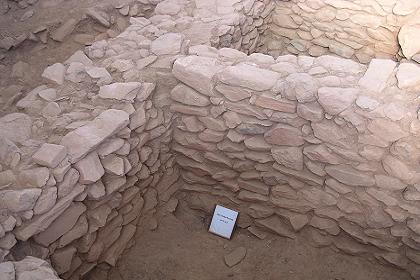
[[264, 124, 304, 146], [32, 143, 67, 168], [151, 33, 183, 55], [272, 147, 303, 171], [317, 87, 358, 115], [34, 202, 86, 246], [173, 56, 222, 97], [398, 23, 420, 59], [18, 167, 50, 188], [224, 247, 247, 267], [58, 215, 88, 248], [0, 113, 32, 144], [218, 64, 280, 91], [60, 109, 130, 162], [99, 82, 142, 101], [102, 154, 125, 176], [74, 152, 104, 184], [396, 63, 420, 89], [325, 165, 375, 187], [0, 189, 41, 212], [33, 187, 57, 215], [358, 59, 397, 92], [256, 216, 296, 239], [42, 63, 66, 85], [170, 84, 210, 107], [14, 184, 85, 241]]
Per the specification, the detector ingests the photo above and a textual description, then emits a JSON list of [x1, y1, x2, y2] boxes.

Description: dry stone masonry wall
[[264, 0, 420, 63], [0, 20, 182, 278], [170, 52, 420, 278], [1, 0, 420, 279], [0, 76, 179, 278]]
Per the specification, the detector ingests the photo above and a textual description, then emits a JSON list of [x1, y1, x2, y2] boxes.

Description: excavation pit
[[1, 0, 420, 280]]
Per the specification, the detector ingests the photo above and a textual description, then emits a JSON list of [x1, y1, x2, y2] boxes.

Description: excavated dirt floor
[[0, 0, 132, 115], [107, 200, 412, 280], [1, 2, 417, 280]]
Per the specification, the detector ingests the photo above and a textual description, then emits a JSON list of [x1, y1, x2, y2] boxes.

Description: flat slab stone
[[396, 63, 420, 89], [0, 189, 42, 212], [0, 113, 32, 144], [34, 202, 86, 246], [256, 216, 296, 239], [224, 247, 247, 267], [170, 84, 210, 107], [14, 184, 85, 241], [98, 82, 142, 101], [74, 152, 105, 184], [32, 143, 67, 168], [150, 33, 183, 55], [42, 63, 66, 85], [317, 87, 358, 115], [0, 261, 14, 280], [173, 56, 223, 97], [218, 64, 280, 91], [264, 124, 304, 146], [358, 59, 397, 92], [60, 109, 129, 163], [325, 165, 375, 187], [398, 23, 420, 59]]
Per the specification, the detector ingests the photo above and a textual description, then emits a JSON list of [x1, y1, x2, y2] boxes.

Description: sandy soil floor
[[0, 0, 133, 115], [0, 3, 415, 280], [107, 201, 411, 280]]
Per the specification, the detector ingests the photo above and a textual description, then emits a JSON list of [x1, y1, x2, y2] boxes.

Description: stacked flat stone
[[170, 52, 420, 278], [0, 21, 182, 279], [264, 0, 420, 63], [0, 256, 61, 280], [1, 0, 420, 279]]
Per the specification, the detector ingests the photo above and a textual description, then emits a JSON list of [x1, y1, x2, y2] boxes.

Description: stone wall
[[0, 40, 180, 280], [208, 0, 275, 54], [170, 51, 420, 278], [0, 256, 61, 280], [1, 0, 262, 276], [264, 0, 420, 63], [2, 0, 420, 279]]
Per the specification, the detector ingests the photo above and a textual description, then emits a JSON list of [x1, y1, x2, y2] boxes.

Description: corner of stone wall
[[0, 18, 184, 278], [168, 48, 420, 279], [2, 0, 420, 279]]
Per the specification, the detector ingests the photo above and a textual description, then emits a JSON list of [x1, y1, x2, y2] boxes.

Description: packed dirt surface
[[0, 0, 136, 115], [108, 201, 411, 280]]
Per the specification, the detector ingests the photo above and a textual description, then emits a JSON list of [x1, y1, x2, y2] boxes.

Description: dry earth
[[1, 1, 419, 280], [106, 200, 412, 280], [0, 0, 136, 115]]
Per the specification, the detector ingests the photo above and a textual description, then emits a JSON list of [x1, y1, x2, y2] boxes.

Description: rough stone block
[[60, 109, 129, 162], [74, 152, 105, 184], [32, 143, 67, 168]]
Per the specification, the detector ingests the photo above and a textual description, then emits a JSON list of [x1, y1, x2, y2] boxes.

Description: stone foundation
[[1, 0, 420, 279]]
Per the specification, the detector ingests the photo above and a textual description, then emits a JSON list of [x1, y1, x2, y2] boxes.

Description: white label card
[[209, 205, 239, 239]]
